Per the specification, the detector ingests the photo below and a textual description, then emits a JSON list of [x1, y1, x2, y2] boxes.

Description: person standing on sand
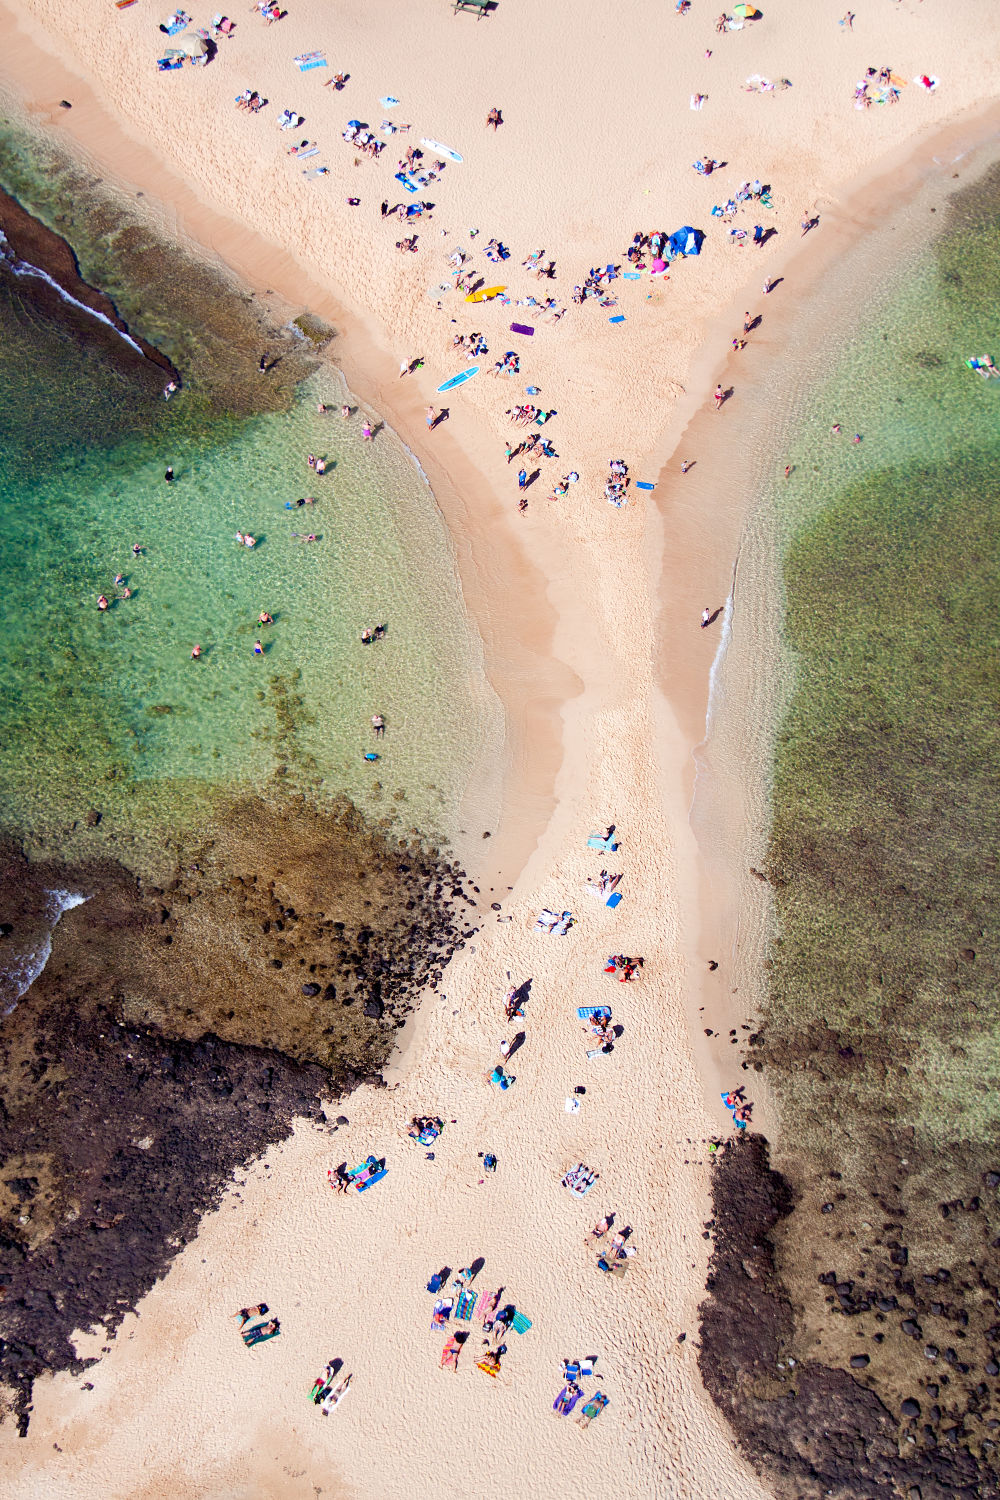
[[680, 459, 693, 473], [763, 277, 774, 295], [486, 107, 503, 130], [426, 406, 436, 429], [713, 384, 724, 411], [701, 607, 711, 628]]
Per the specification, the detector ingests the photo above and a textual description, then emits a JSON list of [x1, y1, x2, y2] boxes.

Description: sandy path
[[2, 1, 1000, 1496]]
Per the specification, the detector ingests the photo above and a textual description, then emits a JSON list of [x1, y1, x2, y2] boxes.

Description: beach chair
[[453, 0, 489, 15]]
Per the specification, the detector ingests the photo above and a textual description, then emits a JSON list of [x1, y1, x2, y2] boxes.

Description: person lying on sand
[[232, 1303, 268, 1327]]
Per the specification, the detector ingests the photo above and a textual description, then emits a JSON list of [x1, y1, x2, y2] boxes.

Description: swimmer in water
[[361, 628, 374, 644], [259, 611, 274, 625], [235, 532, 245, 546], [307, 454, 317, 470], [114, 574, 125, 587], [191, 644, 202, 658], [341, 404, 351, 420], [253, 640, 264, 656], [371, 713, 385, 737], [119, 586, 132, 600], [132, 543, 142, 557], [317, 402, 328, 414], [97, 595, 109, 611], [244, 535, 257, 548], [163, 381, 178, 399], [316, 457, 327, 475], [164, 466, 174, 483]]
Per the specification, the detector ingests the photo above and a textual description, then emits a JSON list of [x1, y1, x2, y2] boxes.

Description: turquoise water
[[0, 134, 501, 868]]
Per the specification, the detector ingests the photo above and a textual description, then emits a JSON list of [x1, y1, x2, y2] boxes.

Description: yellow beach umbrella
[[466, 285, 506, 303]]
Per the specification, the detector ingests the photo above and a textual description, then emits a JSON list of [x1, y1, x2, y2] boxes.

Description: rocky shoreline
[[0, 794, 478, 1434], [700, 1135, 1000, 1499]]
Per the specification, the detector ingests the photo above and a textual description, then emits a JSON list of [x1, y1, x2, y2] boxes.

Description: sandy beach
[[2, 0, 1000, 1495]]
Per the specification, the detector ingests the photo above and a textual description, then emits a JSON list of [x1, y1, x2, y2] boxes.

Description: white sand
[[2, 0, 1000, 1495]]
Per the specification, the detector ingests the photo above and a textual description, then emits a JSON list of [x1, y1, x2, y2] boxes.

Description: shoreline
[[647, 99, 1000, 1142], [0, 17, 576, 899]]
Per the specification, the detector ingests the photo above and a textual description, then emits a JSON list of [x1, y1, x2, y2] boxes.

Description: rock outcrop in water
[[0, 794, 476, 1434]]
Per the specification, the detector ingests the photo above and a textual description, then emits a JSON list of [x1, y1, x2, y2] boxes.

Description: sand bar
[[2, 0, 1000, 1496]]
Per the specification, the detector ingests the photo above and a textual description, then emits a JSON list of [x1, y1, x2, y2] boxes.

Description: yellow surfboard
[[466, 285, 506, 303]]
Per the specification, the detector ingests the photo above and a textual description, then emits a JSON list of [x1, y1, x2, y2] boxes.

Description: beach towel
[[553, 911, 575, 935], [577, 1006, 612, 1020], [510, 322, 534, 335], [476, 1359, 500, 1378], [609, 315, 626, 324], [380, 95, 400, 107], [623, 271, 641, 280], [474, 1290, 490, 1321], [394, 171, 419, 194], [355, 1167, 386, 1191], [455, 1288, 476, 1321], [635, 481, 655, 491], [553, 1383, 584, 1415], [294, 51, 326, 70], [294, 147, 319, 160], [510, 1310, 532, 1335], [606, 891, 623, 909], [587, 834, 619, 851], [565, 1096, 581, 1113]]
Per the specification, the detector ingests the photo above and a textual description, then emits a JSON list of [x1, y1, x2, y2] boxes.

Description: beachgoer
[[701, 608, 711, 627], [371, 713, 385, 737], [517, 468, 527, 489], [258, 611, 273, 625], [97, 595, 109, 611], [425, 406, 436, 428], [763, 277, 774, 295], [486, 107, 502, 130], [163, 381, 178, 399], [341, 404, 351, 420], [784, 465, 792, 479], [244, 535, 256, 548], [132, 542, 142, 556], [232, 1303, 268, 1327], [680, 460, 692, 473], [743, 312, 753, 334], [853, 433, 863, 444], [713, 384, 724, 411], [362, 421, 373, 441], [191, 644, 202, 658], [253, 640, 264, 655], [164, 466, 174, 482], [831, 422, 842, 434], [259, 355, 268, 373]]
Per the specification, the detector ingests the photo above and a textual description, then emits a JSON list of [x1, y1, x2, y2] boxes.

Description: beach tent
[[667, 226, 704, 257]]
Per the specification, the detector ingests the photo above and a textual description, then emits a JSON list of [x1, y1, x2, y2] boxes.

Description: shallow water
[[0, 126, 502, 872], [699, 141, 1000, 1482]]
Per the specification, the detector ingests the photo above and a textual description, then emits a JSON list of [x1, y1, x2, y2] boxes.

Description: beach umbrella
[[733, 3, 760, 16], [177, 31, 208, 54]]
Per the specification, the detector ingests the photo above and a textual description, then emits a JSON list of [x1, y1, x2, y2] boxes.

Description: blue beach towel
[[510, 1310, 532, 1334], [577, 1006, 612, 1020], [606, 891, 623, 909], [623, 271, 641, 280], [635, 481, 655, 491], [394, 172, 418, 194], [609, 315, 626, 324]]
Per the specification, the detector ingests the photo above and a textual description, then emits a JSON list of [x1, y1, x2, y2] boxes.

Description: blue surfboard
[[437, 366, 480, 393]]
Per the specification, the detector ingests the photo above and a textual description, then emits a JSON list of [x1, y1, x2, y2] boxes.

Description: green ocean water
[[0, 125, 501, 873], [721, 149, 1000, 1469]]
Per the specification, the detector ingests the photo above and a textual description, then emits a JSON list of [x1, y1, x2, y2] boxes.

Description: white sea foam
[[1, 888, 88, 1015], [0, 229, 146, 357]]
